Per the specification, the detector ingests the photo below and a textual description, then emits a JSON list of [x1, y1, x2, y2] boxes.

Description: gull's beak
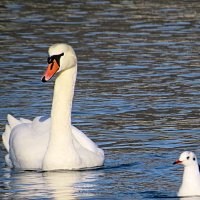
[[41, 60, 60, 82], [173, 160, 182, 165]]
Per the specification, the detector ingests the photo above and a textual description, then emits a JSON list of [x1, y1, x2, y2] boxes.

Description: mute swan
[[173, 151, 200, 197], [2, 43, 104, 170]]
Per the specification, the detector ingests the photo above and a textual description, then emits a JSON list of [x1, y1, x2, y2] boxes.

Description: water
[[0, 0, 200, 199]]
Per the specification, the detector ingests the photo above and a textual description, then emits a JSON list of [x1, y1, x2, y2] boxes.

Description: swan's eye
[[47, 53, 64, 65], [47, 57, 53, 64], [187, 156, 190, 160], [193, 157, 196, 161]]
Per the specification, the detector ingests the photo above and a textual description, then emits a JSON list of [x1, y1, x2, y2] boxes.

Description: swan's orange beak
[[41, 60, 60, 82]]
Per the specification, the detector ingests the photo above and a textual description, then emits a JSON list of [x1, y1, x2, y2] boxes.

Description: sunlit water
[[1, 0, 200, 199]]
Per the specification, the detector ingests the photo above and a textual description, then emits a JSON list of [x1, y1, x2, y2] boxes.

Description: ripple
[[1, 0, 200, 199]]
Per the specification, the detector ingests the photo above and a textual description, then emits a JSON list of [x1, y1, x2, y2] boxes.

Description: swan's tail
[[2, 114, 21, 152]]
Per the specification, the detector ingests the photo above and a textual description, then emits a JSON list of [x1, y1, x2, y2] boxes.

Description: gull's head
[[173, 151, 198, 167], [42, 43, 77, 82]]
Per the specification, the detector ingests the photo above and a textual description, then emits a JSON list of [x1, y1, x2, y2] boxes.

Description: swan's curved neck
[[51, 66, 77, 137]]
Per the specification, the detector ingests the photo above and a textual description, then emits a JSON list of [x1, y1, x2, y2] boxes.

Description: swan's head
[[42, 43, 77, 82], [173, 151, 198, 167]]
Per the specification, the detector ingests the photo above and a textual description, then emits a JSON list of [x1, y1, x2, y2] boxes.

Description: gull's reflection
[[7, 169, 101, 200], [179, 197, 200, 200]]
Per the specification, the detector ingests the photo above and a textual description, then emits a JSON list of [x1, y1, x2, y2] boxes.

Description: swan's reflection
[[7, 169, 102, 200], [43, 170, 97, 200]]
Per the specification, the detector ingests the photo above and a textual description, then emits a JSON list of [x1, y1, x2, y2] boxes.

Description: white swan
[[2, 43, 104, 170]]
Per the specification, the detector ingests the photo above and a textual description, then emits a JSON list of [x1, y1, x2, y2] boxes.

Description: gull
[[173, 151, 200, 197]]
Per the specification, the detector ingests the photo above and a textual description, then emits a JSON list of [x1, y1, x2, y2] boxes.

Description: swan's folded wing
[[2, 124, 11, 152], [71, 126, 99, 153], [20, 118, 32, 123], [32, 116, 51, 132], [2, 114, 24, 152]]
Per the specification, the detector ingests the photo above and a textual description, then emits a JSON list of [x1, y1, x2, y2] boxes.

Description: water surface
[[1, 0, 200, 199]]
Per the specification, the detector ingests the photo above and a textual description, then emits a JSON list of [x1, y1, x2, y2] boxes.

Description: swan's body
[[174, 151, 200, 197], [2, 43, 104, 170]]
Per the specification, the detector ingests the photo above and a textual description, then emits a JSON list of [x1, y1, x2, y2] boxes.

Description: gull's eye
[[187, 156, 190, 160], [193, 157, 196, 161]]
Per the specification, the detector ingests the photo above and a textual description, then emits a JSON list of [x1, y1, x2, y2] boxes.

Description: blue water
[[1, 1, 200, 199]]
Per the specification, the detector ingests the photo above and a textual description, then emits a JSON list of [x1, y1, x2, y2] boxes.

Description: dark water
[[1, 0, 200, 199]]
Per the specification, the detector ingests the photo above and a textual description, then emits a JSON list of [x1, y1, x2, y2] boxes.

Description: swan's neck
[[42, 66, 78, 170], [51, 66, 77, 138]]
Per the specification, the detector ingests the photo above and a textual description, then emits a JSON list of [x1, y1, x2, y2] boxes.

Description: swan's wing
[[3, 115, 50, 169], [20, 117, 32, 123], [5, 154, 13, 168], [2, 114, 33, 167], [7, 114, 21, 128], [2, 124, 11, 152], [32, 116, 51, 132], [2, 114, 24, 152], [71, 126, 99, 154], [2, 114, 42, 152]]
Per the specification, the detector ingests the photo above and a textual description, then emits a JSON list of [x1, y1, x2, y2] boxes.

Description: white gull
[[173, 151, 200, 197]]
